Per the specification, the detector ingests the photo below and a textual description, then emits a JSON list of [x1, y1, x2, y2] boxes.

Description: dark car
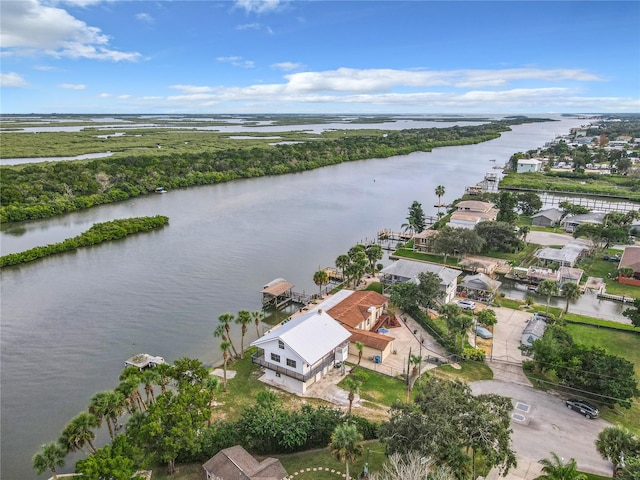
[[565, 399, 599, 419]]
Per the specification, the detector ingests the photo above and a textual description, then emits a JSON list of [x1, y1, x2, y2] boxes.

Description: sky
[[1, 0, 639, 115]]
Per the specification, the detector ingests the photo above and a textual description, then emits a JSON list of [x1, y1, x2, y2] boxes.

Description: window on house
[[278, 340, 285, 350], [286, 358, 296, 368], [270, 353, 281, 363]]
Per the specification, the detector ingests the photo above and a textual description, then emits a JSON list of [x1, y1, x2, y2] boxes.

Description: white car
[[457, 300, 476, 310]]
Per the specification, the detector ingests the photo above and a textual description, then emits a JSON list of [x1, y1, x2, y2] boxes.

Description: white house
[[516, 159, 542, 173], [250, 309, 351, 395], [447, 200, 498, 230]]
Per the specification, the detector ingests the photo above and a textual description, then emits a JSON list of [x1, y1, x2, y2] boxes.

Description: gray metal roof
[[532, 208, 564, 222], [535, 242, 588, 264], [459, 272, 501, 291], [379, 258, 461, 286]]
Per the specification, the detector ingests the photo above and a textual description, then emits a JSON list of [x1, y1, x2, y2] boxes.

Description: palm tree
[[342, 376, 362, 415], [140, 368, 158, 405], [88, 391, 125, 442], [116, 376, 145, 413], [204, 375, 220, 427], [538, 279, 559, 316], [119, 366, 147, 410], [154, 362, 174, 394], [329, 423, 364, 480], [218, 312, 239, 358], [219, 340, 232, 392], [536, 452, 586, 480], [32, 442, 66, 479], [336, 254, 350, 284], [520, 224, 531, 243], [561, 282, 581, 314], [435, 184, 446, 213], [313, 269, 329, 299], [59, 412, 99, 454], [236, 310, 253, 358], [409, 353, 422, 378], [355, 341, 364, 366], [251, 310, 264, 338], [596, 426, 638, 476]]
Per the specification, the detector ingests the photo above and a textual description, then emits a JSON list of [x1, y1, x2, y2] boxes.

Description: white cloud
[[234, 0, 286, 14], [34, 65, 57, 71], [271, 61, 304, 72], [58, 83, 86, 90], [135, 12, 154, 23], [217, 56, 255, 68], [236, 22, 261, 30], [0, 72, 28, 87], [97, 93, 111, 97], [0, 0, 142, 61], [117, 94, 131, 99]]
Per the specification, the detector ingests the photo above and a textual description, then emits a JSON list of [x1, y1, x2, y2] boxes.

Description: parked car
[[456, 300, 476, 310], [472, 325, 493, 339], [565, 399, 599, 419]]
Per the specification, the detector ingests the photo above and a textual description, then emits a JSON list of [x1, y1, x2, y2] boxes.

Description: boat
[[155, 187, 167, 194]]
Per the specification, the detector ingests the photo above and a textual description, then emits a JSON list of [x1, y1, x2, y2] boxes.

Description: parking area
[[472, 380, 612, 477]]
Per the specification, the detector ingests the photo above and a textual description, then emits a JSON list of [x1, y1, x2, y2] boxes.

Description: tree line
[[1, 119, 549, 223], [0, 216, 169, 268]]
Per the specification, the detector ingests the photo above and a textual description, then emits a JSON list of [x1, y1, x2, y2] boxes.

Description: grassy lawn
[[577, 256, 640, 297], [434, 361, 494, 382], [564, 324, 640, 434], [393, 248, 461, 267], [339, 367, 410, 408]]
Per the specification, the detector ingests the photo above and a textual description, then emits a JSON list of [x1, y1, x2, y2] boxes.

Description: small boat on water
[[155, 187, 167, 194]]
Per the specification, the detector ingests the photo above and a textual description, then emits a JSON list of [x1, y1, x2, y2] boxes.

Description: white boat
[[155, 187, 167, 194]]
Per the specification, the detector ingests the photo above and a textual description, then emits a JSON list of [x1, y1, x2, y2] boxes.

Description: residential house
[[619, 246, 640, 281], [516, 159, 542, 173], [531, 208, 564, 227], [561, 212, 606, 233], [379, 258, 461, 304], [457, 273, 502, 302], [202, 445, 288, 480], [535, 242, 589, 268], [521, 317, 547, 348], [413, 229, 438, 253], [447, 200, 498, 230], [250, 309, 351, 394]]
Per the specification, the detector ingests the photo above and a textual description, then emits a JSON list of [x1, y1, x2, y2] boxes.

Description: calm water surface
[[2, 117, 590, 479]]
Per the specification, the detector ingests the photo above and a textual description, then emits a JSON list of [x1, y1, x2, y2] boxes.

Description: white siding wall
[[262, 340, 305, 376]]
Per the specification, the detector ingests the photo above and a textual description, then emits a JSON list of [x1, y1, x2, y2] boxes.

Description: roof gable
[[380, 258, 461, 285], [250, 310, 351, 365], [327, 291, 388, 329], [620, 246, 640, 271]]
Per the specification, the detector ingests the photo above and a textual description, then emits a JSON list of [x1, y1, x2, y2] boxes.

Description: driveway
[[527, 231, 591, 247], [471, 380, 612, 477]]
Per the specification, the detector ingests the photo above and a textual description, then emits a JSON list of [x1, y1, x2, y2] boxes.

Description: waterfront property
[[446, 200, 498, 230], [516, 158, 543, 173], [379, 258, 461, 303], [618, 246, 640, 286], [457, 273, 502, 303], [202, 445, 288, 480], [124, 353, 165, 370], [413, 229, 438, 253], [561, 212, 606, 233], [250, 309, 350, 394], [534, 242, 589, 268], [531, 207, 565, 227]]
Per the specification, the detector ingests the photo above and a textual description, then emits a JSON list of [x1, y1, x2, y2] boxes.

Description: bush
[[462, 347, 486, 362], [522, 360, 535, 372]]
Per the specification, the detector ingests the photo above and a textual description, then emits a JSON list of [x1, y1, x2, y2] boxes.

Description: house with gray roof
[[458, 273, 502, 302], [379, 258, 461, 303], [535, 242, 589, 267], [250, 309, 350, 394], [531, 207, 565, 227], [521, 317, 547, 348], [561, 212, 606, 233]]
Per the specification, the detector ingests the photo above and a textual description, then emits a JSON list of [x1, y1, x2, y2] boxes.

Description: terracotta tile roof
[[327, 290, 388, 329], [347, 327, 394, 351], [620, 246, 640, 272]]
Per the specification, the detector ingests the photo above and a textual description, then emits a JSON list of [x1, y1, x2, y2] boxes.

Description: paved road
[[471, 380, 612, 477]]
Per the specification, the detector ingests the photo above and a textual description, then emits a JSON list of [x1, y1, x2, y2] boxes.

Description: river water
[[1, 116, 596, 479]]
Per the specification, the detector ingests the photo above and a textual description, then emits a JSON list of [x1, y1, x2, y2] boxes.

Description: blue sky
[[1, 0, 639, 114]]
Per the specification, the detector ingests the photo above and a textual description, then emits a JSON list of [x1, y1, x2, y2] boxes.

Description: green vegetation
[[434, 362, 494, 382], [500, 172, 640, 201], [0, 216, 169, 268], [1, 120, 547, 223]]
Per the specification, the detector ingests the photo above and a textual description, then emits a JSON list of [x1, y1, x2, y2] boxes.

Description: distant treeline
[[0, 216, 169, 267], [1, 118, 550, 223]]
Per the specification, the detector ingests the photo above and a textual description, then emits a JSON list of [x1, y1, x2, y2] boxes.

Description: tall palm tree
[[251, 310, 264, 338], [204, 375, 220, 427], [435, 185, 446, 213], [536, 452, 586, 480], [218, 312, 239, 358], [329, 423, 364, 480], [88, 391, 125, 442], [520, 225, 531, 243], [313, 269, 329, 299], [560, 282, 581, 314], [355, 341, 364, 366], [409, 353, 422, 378], [342, 376, 362, 415], [119, 366, 147, 410], [140, 368, 158, 405], [538, 279, 559, 316], [59, 412, 99, 454], [32, 442, 66, 479], [336, 254, 350, 284], [154, 362, 174, 394], [236, 310, 253, 358], [219, 340, 232, 392], [116, 377, 145, 413]]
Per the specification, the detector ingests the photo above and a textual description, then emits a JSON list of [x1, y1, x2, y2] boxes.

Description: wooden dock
[[596, 292, 636, 303]]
